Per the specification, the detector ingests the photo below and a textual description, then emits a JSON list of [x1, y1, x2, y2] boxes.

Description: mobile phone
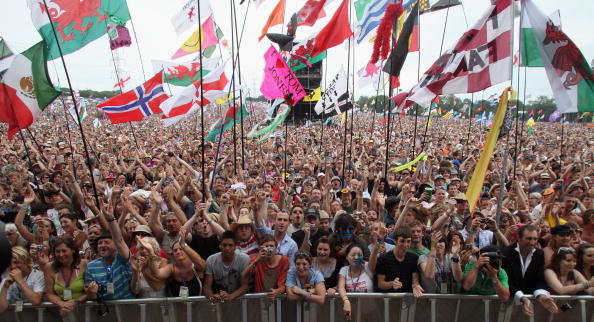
[[465, 244, 473, 251]]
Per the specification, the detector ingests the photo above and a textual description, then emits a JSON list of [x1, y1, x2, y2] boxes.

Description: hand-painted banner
[[260, 46, 306, 105]]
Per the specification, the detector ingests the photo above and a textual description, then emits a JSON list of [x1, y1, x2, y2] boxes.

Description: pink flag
[[260, 46, 306, 106], [172, 15, 219, 59]]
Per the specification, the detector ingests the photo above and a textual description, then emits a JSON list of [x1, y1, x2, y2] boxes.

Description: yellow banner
[[304, 87, 321, 101], [389, 152, 427, 173], [465, 87, 514, 213]]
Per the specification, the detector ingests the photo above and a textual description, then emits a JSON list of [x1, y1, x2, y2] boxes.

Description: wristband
[[583, 281, 590, 289], [451, 257, 460, 263], [21, 205, 31, 212]]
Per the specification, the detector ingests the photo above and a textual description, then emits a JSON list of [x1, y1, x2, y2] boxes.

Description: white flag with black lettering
[[314, 66, 351, 115]]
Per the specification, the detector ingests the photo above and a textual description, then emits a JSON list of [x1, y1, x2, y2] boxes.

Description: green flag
[[288, 51, 327, 72], [28, 0, 131, 59], [206, 104, 249, 142]]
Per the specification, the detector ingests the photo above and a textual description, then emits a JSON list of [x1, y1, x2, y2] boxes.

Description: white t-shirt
[[338, 263, 374, 293], [0, 269, 45, 303]]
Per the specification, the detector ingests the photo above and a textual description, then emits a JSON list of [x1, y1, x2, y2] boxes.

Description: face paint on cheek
[[355, 256, 363, 267]]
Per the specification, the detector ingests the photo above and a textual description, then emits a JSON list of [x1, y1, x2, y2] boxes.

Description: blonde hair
[[12, 246, 32, 267], [140, 236, 161, 255]]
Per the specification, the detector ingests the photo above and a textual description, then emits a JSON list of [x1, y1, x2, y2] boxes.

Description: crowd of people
[[1, 104, 594, 319]]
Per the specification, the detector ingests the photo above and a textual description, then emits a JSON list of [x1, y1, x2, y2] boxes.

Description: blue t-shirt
[[85, 254, 135, 300], [285, 268, 324, 291]]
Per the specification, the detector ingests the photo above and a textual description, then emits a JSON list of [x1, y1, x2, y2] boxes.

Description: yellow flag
[[304, 88, 321, 102], [466, 87, 514, 213], [216, 94, 233, 105]]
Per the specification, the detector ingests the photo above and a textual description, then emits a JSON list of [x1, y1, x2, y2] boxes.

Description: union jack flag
[[98, 71, 169, 124]]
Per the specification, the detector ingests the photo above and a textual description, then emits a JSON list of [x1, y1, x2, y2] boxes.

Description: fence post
[[383, 298, 390, 322], [139, 303, 147, 322], [484, 299, 491, 322], [430, 298, 436, 322], [329, 298, 335, 322]]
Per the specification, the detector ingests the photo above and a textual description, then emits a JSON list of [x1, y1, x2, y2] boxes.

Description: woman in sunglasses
[[130, 236, 166, 298], [544, 247, 594, 295], [286, 251, 326, 305]]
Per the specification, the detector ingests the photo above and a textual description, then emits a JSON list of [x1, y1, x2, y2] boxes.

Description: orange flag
[[259, 0, 286, 41]]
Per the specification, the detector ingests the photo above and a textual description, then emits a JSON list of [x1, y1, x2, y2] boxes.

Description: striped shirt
[[236, 234, 259, 257], [85, 254, 135, 300]]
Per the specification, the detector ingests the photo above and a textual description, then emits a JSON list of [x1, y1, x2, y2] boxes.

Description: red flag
[[537, 109, 543, 114], [528, 110, 534, 117], [98, 71, 169, 124], [259, 0, 286, 41], [295, 0, 327, 27], [310, 0, 353, 57], [476, 106, 484, 113], [390, 76, 400, 89]]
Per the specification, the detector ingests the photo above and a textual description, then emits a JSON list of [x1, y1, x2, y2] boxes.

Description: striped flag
[[356, 0, 389, 44]]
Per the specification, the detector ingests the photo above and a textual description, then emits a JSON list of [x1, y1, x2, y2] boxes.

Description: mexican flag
[[0, 41, 60, 137], [519, 7, 560, 67], [524, 0, 594, 114], [205, 104, 249, 142], [27, 0, 131, 60]]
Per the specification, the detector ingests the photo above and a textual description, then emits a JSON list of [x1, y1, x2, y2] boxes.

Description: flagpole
[[495, 0, 518, 225], [465, 93, 474, 159], [197, 0, 207, 199], [41, 0, 101, 210], [349, 0, 356, 170], [229, 0, 238, 175], [232, 0, 246, 167], [560, 119, 565, 167], [25, 128, 47, 163], [512, 3, 527, 179], [420, 5, 452, 155], [18, 129, 38, 185], [369, 72, 383, 142], [342, 30, 352, 180], [210, 0, 251, 190]]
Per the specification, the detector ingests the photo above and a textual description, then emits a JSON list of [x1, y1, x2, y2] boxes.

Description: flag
[[248, 104, 291, 139], [314, 66, 351, 115], [172, 16, 223, 59], [355, 0, 373, 21], [528, 109, 534, 117], [357, 62, 382, 88], [0, 38, 14, 78], [520, 8, 561, 67], [0, 41, 60, 137], [160, 61, 229, 118], [69, 97, 88, 125], [356, 0, 389, 44], [153, 56, 219, 87], [98, 71, 168, 124], [295, 0, 329, 27], [113, 76, 131, 89], [261, 46, 306, 105], [259, 0, 286, 41], [548, 110, 561, 122], [580, 112, 591, 119], [383, 1, 419, 76], [27, 0, 131, 60], [107, 21, 131, 50], [397, 1, 422, 52], [304, 87, 322, 101], [422, 0, 461, 13], [93, 118, 101, 128], [171, 0, 213, 36], [289, 32, 327, 71], [205, 104, 249, 142], [466, 87, 513, 213], [537, 109, 543, 114], [309, 0, 353, 57], [524, 0, 594, 114], [393, 0, 513, 110]]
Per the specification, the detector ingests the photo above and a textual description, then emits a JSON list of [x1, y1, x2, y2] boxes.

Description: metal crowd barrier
[[1, 293, 593, 322]]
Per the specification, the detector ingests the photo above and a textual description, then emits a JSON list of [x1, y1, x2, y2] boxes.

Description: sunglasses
[[292, 210, 304, 214], [133, 232, 151, 237], [557, 247, 575, 254]]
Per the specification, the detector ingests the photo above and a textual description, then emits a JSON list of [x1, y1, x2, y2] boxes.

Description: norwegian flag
[[393, 0, 513, 110], [98, 71, 169, 124]]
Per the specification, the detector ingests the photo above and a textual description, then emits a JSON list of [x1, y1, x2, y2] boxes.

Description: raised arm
[[104, 203, 130, 259]]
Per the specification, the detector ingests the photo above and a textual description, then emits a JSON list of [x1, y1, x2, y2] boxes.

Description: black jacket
[[501, 243, 548, 297]]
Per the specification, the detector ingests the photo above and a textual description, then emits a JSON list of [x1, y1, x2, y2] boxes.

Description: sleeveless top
[[54, 269, 85, 301], [137, 272, 166, 298], [167, 265, 202, 297]]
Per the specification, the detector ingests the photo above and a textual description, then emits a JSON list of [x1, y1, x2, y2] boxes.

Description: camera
[[309, 224, 316, 231], [482, 251, 503, 269], [264, 247, 274, 256]]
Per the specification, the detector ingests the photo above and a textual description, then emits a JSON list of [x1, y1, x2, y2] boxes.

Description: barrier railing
[[1, 293, 593, 322]]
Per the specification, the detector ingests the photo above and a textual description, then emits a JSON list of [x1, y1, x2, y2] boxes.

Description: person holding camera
[[292, 208, 330, 256], [418, 230, 464, 294], [462, 245, 510, 302], [241, 235, 289, 298]]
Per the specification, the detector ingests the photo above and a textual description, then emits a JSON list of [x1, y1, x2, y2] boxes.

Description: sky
[[2, 0, 594, 105]]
